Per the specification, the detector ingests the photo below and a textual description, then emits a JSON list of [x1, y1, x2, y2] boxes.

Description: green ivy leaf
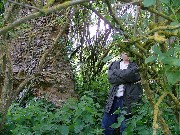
[[143, 0, 156, 7], [158, 53, 166, 61]]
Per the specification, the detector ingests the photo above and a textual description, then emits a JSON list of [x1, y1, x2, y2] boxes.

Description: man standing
[[102, 52, 143, 135]]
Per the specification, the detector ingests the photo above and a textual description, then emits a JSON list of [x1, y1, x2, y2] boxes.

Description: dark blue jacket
[[104, 60, 143, 114]]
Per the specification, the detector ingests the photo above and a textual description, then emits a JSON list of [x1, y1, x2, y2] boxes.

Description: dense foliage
[[2, 95, 102, 135], [0, 0, 180, 135]]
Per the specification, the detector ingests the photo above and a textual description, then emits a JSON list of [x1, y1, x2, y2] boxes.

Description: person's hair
[[120, 51, 130, 57]]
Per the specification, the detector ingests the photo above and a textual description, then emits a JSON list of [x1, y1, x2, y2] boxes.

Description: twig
[[7, 0, 44, 12], [168, 92, 180, 110]]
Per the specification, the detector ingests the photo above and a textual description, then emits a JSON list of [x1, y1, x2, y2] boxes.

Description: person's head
[[120, 52, 130, 61]]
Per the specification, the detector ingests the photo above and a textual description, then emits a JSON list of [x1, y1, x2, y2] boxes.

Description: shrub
[[2, 94, 103, 135]]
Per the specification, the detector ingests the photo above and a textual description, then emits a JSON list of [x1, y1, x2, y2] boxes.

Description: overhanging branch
[[131, 24, 180, 43], [147, 7, 174, 22], [104, 0, 125, 33], [0, 0, 90, 35], [7, 0, 44, 12], [82, 4, 122, 32]]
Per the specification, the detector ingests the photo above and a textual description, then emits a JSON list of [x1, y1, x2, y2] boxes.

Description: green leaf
[[170, 21, 179, 26], [166, 71, 180, 84], [160, 0, 169, 4], [74, 124, 84, 133], [172, 0, 180, 7], [158, 53, 166, 61], [113, 108, 120, 114], [161, 58, 180, 66], [145, 56, 156, 63], [104, 15, 111, 21], [102, 55, 113, 63], [152, 45, 161, 54], [110, 116, 124, 128], [59, 125, 69, 135], [143, 0, 156, 7]]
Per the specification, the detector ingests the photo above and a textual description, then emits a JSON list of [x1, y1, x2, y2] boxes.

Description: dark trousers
[[101, 96, 125, 135]]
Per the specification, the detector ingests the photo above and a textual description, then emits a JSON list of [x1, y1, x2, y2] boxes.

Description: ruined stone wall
[[7, 1, 75, 106]]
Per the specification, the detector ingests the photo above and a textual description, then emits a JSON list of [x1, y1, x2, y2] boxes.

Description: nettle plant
[[2, 95, 103, 135]]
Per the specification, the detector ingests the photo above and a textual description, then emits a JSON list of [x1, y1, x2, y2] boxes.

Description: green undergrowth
[[1, 94, 103, 135]]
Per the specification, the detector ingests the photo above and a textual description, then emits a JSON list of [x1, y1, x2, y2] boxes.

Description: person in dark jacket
[[101, 52, 143, 135]]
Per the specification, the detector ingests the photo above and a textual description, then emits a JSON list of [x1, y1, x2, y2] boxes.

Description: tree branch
[[140, 69, 172, 135], [131, 24, 180, 43], [7, 0, 44, 12], [37, 23, 69, 71], [115, 0, 142, 7], [82, 4, 123, 33], [147, 7, 174, 22], [0, 0, 90, 35], [133, 6, 140, 37], [104, 0, 125, 33], [15, 75, 36, 97], [153, 92, 169, 135]]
